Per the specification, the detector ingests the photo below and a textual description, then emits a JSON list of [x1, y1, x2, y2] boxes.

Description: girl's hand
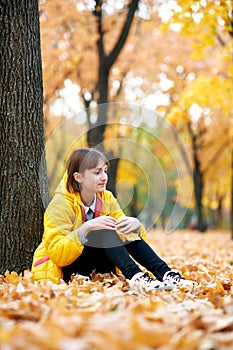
[[80, 216, 117, 237], [116, 217, 140, 235]]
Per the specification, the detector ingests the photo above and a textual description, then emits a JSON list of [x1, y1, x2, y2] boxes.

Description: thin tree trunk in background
[[129, 185, 138, 217], [0, 0, 49, 273], [187, 124, 207, 232], [193, 158, 206, 232], [231, 147, 233, 239]]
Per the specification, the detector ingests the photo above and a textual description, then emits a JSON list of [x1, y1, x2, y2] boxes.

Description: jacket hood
[[55, 172, 103, 208], [54, 172, 82, 207]]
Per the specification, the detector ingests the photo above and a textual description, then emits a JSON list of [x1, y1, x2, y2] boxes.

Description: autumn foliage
[[1, 231, 233, 349], [1, 2, 233, 348]]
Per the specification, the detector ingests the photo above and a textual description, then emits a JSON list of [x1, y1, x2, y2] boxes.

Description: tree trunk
[[188, 125, 207, 232], [129, 185, 138, 217], [193, 158, 207, 232], [106, 156, 120, 197], [0, 0, 48, 274], [231, 146, 233, 239], [87, 69, 109, 149], [87, 0, 140, 194], [216, 195, 224, 228]]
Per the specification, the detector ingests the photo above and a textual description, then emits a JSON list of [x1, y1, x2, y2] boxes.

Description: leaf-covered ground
[[0, 231, 233, 350]]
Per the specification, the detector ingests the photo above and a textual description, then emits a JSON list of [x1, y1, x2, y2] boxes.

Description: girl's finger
[[117, 225, 130, 233], [116, 217, 127, 224], [116, 221, 128, 229]]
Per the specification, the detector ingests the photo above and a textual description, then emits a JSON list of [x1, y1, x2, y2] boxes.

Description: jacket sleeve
[[43, 194, 84, 267]]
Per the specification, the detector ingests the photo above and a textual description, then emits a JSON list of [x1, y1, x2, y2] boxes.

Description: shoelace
[[141, 272, 153, 284], [167, 271, 183, 282]]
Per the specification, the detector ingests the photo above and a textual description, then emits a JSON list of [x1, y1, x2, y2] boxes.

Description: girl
[[32, 148, 194, 292]]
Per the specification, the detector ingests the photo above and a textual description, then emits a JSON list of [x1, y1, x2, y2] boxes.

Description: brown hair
[[66, 148, 109, 193]]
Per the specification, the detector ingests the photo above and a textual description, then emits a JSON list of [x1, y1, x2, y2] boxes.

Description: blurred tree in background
[[39, 0, 232, 233], [165, 0, 233, 232]]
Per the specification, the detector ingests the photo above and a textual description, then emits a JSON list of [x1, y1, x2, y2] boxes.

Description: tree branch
[[94, 0, 106, 67], [106, 0, 139, 69]]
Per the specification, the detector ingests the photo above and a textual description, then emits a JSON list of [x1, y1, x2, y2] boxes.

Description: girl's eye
[[94, 168, 108, 175]]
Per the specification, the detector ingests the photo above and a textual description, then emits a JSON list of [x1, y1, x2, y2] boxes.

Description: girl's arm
[[43, 195, 84, 267]]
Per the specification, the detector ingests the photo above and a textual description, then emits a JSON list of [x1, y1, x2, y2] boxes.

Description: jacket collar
[[78, 193, 103, 221], [82, 194, 96, 214]]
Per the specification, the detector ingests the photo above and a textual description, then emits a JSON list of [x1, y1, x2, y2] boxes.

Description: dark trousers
[[62, 230, 170, 283]]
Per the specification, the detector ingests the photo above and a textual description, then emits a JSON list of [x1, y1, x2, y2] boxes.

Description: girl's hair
[[66, 148, 109, 193]]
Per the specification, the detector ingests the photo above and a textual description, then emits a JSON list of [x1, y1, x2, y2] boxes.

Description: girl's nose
[[102, 171, 108, 180]]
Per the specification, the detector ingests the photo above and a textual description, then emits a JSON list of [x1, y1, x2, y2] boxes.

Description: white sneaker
[[130, 272, 166, 292], [163, 270, 196, 289]]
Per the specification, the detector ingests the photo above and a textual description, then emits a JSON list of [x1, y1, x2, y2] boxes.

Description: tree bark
[[0, 0, 49, 273]]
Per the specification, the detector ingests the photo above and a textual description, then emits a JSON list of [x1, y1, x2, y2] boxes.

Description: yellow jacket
[[31, 175, 146, 284]]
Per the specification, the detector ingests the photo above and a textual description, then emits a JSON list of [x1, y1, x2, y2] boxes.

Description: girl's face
[[74, 159, 108, 195]]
